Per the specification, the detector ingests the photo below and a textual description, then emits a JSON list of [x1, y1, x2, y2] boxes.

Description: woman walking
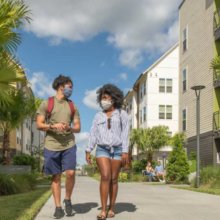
[[85, 84, 129, 220]]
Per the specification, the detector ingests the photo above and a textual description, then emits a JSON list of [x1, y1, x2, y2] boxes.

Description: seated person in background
[[155, 161, 165, 182], [143, 162, 155, 182]]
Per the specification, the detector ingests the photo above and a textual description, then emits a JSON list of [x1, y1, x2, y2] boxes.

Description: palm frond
[[210, 56, 220, 70], [0, 0, 31, 54]]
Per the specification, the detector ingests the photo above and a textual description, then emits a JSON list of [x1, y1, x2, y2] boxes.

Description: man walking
[[36, 75, 80, 218]]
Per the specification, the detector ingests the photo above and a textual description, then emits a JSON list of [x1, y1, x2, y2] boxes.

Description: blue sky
[[17, 0, 181, 164]]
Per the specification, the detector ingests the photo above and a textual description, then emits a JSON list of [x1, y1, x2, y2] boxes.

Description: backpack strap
[[46, 97, 75, 121], [67, 99, 75, 120], [46, 96, 54, 119]]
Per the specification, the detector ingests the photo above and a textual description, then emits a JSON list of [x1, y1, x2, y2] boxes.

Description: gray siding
[[187, 131, 214, 166], [179, 0, 214, 138]]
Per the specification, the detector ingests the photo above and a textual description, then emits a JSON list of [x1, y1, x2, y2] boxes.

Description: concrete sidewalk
[[35, 176, 220, 220]]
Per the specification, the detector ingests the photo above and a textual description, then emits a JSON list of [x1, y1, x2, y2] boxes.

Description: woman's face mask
[[101, 99, 113, 110], [63, 86, 72, 98]]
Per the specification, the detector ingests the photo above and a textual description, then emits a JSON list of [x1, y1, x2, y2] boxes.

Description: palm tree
[[0, 89, 36, 164], [130, 126, 170, 162], [0, 0, 31, 107]]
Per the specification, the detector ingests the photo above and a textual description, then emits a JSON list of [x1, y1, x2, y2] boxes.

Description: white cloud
[[24, 0, 181, 68], [29, 72, 55, 98], [119, 73, 128, 81], [83, 87, 100, 110]]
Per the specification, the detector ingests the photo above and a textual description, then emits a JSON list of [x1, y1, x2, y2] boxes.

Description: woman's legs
[[96, 157, 111, 216], [108, 159, 121, 214]]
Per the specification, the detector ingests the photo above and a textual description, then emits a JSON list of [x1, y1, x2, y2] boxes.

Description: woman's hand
[[121, 153, 129, 167], [86, 152, 92, 165]]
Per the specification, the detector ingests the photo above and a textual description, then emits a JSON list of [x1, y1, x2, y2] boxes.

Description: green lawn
[[0, 188, 51, 220], [173, 186, 220, 196]]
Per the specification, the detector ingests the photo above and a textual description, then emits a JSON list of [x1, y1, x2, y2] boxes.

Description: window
[[140, 82, 146, 99], [166, 105, 172, 119], [129, 100, 132, 111], [166, 79, 172, 93], [167, 131, 172, 137], [217, 143, 220, 164], [143, 82, 146, 95], [182, 68, 187, 92], [159, 105, 165, 119], [129, 119, 132, 131], [182, 27, 188, 52], [206, 0, 213, 9], [140, 88, 143, 100], [143, 107, 146, 122], [159, 105, 172, 119], [159, 78, 165, 93], [182, 109, 187, 131], [139, 110, 142, 124]]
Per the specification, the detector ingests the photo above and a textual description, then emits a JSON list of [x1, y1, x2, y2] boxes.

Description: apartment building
[[124, 44, 179, 160], [179, 0, 220, 166], [0, 81, 44, 160]]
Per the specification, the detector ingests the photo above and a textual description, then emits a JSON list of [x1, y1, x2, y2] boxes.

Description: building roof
[[142, 43, 178, 75], [124, 43, 178, 98], [178, 0, 185, 10]]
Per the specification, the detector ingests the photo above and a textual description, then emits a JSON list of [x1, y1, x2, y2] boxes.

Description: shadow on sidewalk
[[98, 202, 137, 214], [72, 202, 98, 214], [114, 202, 137, 214]]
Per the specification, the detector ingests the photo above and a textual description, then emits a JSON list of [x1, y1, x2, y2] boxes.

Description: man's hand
[[121, 153, 129, 167], [51, 123, 66, 131], [86, 152, 92, 165]]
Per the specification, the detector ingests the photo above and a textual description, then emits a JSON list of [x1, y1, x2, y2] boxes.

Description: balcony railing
[[214, 9, 220, 40], [213, 111, 220, 135], [213, 70, 220, 89]]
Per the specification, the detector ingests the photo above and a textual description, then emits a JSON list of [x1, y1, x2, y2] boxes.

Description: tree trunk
[[2, 130, 10, 165], [147, 150, 153, 162]]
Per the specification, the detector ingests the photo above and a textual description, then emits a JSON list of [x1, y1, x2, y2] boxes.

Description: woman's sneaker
[[53, 207, 65, 219], [63, 199, 74, 216]]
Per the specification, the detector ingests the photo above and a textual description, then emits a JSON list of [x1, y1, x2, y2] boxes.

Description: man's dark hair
[[97, 84, 124, 109], [52, 75, 73, 90]]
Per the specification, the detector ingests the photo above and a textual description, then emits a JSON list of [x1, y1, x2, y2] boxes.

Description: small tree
[[130, 126, 170, 162], [166, 133, 190, 184]]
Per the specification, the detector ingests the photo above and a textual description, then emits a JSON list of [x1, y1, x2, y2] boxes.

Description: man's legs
[[62, 146, 77, 216], [65, 170, 75, 200], [51, 173, 65, 219], [52, 174, 62, 207]]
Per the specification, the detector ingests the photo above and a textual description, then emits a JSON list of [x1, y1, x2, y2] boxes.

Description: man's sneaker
[[63, 199, 74, 216], [53, 207, 65, 219]]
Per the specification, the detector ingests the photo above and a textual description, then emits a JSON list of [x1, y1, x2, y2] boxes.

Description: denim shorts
[[95, 145, 122, 160], [43, 145, 77, 175]]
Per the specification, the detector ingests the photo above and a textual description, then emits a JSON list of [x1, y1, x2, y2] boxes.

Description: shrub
[[129, 173, 145, 182], [200, 166, 220, 189], [132, 159, 147, 173], [0, 173, 38, 196], [13, 154, 37, 170], [189, 160, 196, 173], [166, 133, 190, 184], [0, 174, 19, 195], [119, 172, 128, 182]]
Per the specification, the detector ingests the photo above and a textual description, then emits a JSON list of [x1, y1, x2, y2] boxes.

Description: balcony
[[213, 70, 220, 89], [214, 9, 220, 40], [213, 111, 220, 138]]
